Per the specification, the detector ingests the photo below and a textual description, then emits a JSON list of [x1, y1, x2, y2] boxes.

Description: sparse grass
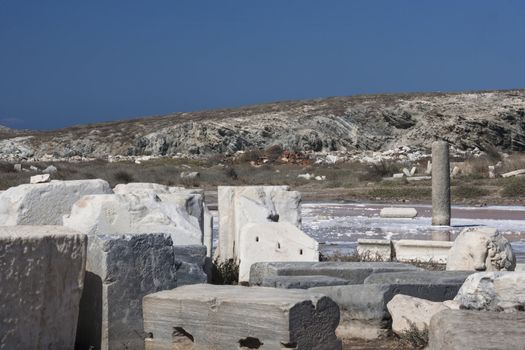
[[113, 170, 134, 184], [396, 321, 429, 349], [368, 187, 432, 201], [501, 177, 525, 198], [0, 154, 523, 205], [452, 185, 490, 199]]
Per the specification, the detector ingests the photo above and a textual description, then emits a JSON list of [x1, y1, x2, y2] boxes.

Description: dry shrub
[[396, 321, 429, 349], [359, 160, 403, 182], [501, 177, 525, 197], [263, 144, 283, 162], [113, 170, 134, 184], [452, 185, 490, 198], [211, 258, 239, 285]]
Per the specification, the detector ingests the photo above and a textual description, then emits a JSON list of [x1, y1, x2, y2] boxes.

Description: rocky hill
[[1, 90, 524, 161]]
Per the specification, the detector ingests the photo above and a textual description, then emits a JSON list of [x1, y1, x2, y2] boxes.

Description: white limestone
[[0, 179, 112, 225], [238, 222, 319, 282], [379, 207, 417, 219], [217, 186, 301, 262], [394, 239, 453, 264], [63, 193, 203, 245], [446, 227, 516, 271], [387, 295, 450, 335], [501, 168, 525, 178], [30, 173, 50, 183], [0, 226, 87, 349], [454, 271, 525, 312]]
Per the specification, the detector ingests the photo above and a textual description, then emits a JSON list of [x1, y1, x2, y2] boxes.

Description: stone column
[[432, 141, 451, 225]]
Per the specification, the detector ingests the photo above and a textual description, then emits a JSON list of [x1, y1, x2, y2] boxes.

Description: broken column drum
[[432, 141, 451, 226]]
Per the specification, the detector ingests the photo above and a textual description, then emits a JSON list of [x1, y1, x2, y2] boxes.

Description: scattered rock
[[29, 165, 39, 172], [454, 271, 525, 312], [42, 165, 57, 174], [13, 163, 22, 172], [30, 174, 50, 184], [180, 171, 200, 179], [501, 168, 525, 178], [387, 294, 450, 335]]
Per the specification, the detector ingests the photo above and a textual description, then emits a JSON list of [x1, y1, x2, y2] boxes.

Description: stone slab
[[217, 186, 301, 262], [379, 207, 417, 218], [356, 239, 392, 262], [0, 179, 111, 225], [393, 239, 453, 263], [75, 233, 178, 350], [364, 270, 473, 285], [310, 282, 461, 340], [261, 275, 350, 289], [143, 284, 342, 350], [249, 261, 420, 286], [238, 222, 319, 282], [0, 226, 87, 350], [428, 310, 525, 350]]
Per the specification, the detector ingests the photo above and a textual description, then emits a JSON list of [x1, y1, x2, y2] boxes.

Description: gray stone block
[[364, 270, 473, 285], [310, 282, 461, 340], [174, 244, 208, 286], [261, 275, 350, 289], [249, 261, 421, 286], [75, 233, 178, 350], [428, 310, 525, 350], [0, 226, 87, 350], [143, 284, 342, 350]]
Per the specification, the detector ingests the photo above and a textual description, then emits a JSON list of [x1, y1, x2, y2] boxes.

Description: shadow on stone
[[75, 272, 102, 350]]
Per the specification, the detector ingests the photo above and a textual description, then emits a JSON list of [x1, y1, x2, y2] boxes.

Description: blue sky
[[0, 1, 524, 130]]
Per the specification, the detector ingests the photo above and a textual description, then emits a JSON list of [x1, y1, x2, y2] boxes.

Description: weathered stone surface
[[63, 193, 203, 245], [238, 222, 319, 282], [173, 245, 207, 286], [501, 168, 525, 178], [356, 239, 392, 261], [217, 186, 301, 262], [379, 207, 417, 218], [428, 310, 525, 350], [454, 271, 525, 312], [387, 294, 450, 335], [30, 173, 50, 183], [249, 261, 420, 286], [261, 275, 350, 289], [75, 233, 178, 350], [432, 141, 451, 226], [203, 205, 213, 257], [446, 227, 516, 271], [42, 165, 58, 174], [0, 226, 87, 350], [143, 284, 342, 350], [0, 179, 111, 225], [310, 282, 460, 340], [394, 239, 453, 263], [364, 270, 473, 285]]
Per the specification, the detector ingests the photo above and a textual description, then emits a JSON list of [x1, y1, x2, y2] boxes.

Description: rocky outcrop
[[0, 90, 524, 161]]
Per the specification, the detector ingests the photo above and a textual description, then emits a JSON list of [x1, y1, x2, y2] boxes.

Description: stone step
[[143, 284, 342, 350]]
